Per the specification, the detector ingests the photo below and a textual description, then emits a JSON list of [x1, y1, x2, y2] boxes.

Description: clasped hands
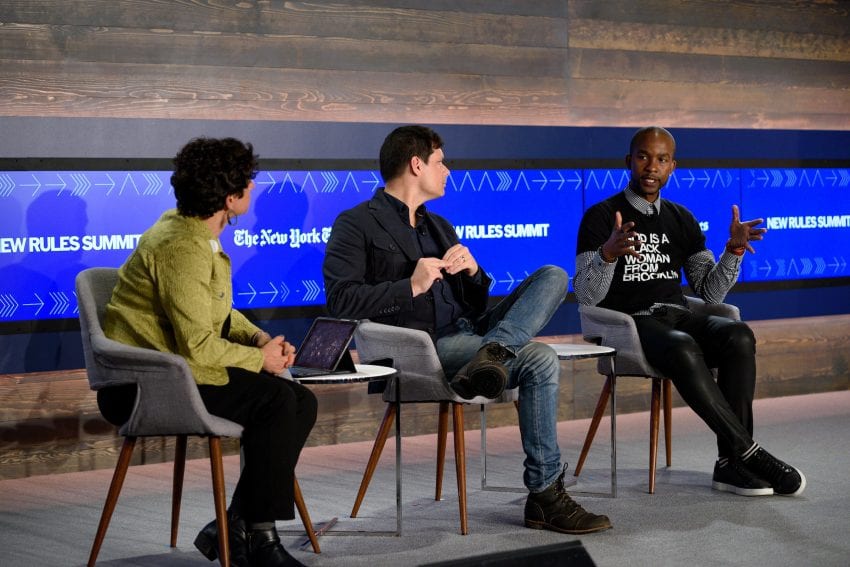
[[411, 243, 478, 296], [600, 205, 767, 263], [255, 331, 297, 374]]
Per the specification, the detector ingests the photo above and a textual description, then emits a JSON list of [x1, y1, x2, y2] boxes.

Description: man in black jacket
[[323, 125, 611, 534]]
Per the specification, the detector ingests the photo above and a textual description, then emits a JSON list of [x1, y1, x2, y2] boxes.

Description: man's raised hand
[[600, 211, 642, 262]]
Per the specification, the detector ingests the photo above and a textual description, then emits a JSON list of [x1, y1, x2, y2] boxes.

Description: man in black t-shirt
[[575, 126, 805, 497]]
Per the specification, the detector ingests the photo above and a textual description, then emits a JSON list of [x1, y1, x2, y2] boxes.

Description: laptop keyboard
[[290, 366, 333, 378]]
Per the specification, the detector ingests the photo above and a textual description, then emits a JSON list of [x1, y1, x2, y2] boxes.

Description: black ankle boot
[[247, 525, 306, 567], [193, 510, 250, 567]]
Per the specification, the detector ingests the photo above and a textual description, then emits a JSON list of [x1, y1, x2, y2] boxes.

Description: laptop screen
[[293, 318, 358, 371]]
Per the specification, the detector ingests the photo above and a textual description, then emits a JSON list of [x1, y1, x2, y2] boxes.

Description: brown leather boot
[[525, 466, 612, 534], [451, 342, 511, 399]]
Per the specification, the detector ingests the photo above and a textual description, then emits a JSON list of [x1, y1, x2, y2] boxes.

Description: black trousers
[[198, 368, 317, 522], [633, 308, 756, 458]]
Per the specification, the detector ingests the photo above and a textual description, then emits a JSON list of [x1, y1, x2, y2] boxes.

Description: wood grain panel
[[570, 77, 850, 113], [2, 1, 847, 128], [0, 94, 574, 125], [0, 434, 239, 480], [569, 48, 850, 89], [0, 63, 569, 124], [0, 59, 567, 106], [568, 0, 850, 37], [556, 108, 850, 131], [0, 23, 565, 77], [0, 370, 94, 423], [566, 78, 850, 130], [282, 0, 569, 18], [751, 315, 850, 397], [1, 0, 568, 48], [569, 18, 850, 61]]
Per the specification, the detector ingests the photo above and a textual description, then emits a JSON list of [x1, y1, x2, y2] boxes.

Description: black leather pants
[[633, 307, 756, 458]]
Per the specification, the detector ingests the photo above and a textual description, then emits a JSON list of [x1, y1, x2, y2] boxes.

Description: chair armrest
[[91, 334, 241, 438], [91, 334, 190, 379], [354, 321, 441, 368], [684, 296, 741, 321], [578, 304, 656, 377], [355, 320, 457, 403], [578, 304, 634, 343]]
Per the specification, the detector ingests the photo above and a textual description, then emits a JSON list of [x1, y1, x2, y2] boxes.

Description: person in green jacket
[[102, 137, 315, 567]]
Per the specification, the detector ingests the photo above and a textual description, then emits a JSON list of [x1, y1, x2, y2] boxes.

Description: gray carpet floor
[[1, 390, 848, 566]]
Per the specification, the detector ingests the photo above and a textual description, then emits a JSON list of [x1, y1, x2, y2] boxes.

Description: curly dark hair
[[171, 137, 259, 218], [379, 125, 443, 183]]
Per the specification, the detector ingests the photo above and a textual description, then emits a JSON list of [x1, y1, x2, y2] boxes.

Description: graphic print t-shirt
[[576, 191, 706, 314]]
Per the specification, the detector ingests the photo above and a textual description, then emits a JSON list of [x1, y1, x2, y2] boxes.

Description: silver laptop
[[288, 317, 358, 378]]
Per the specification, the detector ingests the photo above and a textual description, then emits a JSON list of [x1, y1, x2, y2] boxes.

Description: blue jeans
[[436, 265, 568, 492]]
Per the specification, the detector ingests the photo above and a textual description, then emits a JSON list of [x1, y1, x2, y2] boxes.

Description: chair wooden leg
[[88, 436, 136, 567], [209, 437, 230, 567], [574, 376, 612, 477], [451, 403, 468, 535], [293, 475, 320, 554], [351, 403, 396, 517], [663, 379, 673, 467], [649, 379, 662, 494], [436, 401, 449, 501], [171, 435, 187, 548]]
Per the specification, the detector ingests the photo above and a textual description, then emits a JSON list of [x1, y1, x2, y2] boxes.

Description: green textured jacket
[[103, 209, 263, 386]]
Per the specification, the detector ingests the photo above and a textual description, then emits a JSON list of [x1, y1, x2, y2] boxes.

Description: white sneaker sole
[[712, 480, 774, 497]]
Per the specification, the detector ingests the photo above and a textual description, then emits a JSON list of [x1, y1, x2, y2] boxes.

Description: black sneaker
[[741, 445, 806, 496], [524, 465, 612, 534], [451, 343, 511, 399], [712, 457, 773, 496]]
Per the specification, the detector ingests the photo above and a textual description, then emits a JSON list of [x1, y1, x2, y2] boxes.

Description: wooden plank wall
[[0, 0, 848, 129], [2, 315, 849, 480]]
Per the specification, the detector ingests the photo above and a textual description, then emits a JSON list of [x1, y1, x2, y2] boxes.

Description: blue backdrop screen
[[742, 168, 850, 281], [1, 166, 848, 323]]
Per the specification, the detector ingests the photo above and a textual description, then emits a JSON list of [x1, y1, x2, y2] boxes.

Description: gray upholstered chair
[[350, 320, 516, 535], [76, 267, 319, 566], [575, 296, 741, 494]]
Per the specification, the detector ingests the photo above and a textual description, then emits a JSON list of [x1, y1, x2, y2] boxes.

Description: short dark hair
[[379, 125, 443, 183], [171, 137, 259, 218], [629, 126, 676, 156]]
